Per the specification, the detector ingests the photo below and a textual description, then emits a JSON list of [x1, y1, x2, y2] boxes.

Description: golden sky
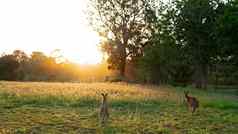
[[0, 0, 102, 64]]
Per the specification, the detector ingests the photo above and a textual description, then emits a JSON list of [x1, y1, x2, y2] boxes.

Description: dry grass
[[0, 81, 237, 134], [0, 81, 177, 101]]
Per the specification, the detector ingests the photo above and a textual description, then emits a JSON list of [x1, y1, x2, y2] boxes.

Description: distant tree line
[[0, 50, 77, 81], [90, 0, 238, 88], [0, 50, 110, 82]]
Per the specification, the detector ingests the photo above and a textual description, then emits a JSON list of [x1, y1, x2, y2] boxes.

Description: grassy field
[[0, 81, 237, 134]]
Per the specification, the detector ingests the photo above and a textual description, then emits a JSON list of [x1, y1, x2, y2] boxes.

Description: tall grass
[[0, 81, 237, 134]]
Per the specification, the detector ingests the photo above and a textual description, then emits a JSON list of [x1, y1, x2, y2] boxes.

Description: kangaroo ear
[[184, 91, 188, 95], [101, 93, 105, 96]]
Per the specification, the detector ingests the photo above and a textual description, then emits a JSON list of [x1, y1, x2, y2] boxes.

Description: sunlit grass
[[0, 81, 237, 134]]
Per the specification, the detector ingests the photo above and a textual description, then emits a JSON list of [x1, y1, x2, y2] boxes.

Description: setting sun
[[0, 0, 103, 64], [0, 0, 237, 133]]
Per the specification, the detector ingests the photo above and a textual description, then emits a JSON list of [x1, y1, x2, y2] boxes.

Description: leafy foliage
[[89, 0, 154, 76], [0, 54, 19, 80], [136, 0, 238, 88]]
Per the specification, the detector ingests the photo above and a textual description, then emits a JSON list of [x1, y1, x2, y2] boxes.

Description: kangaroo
[[99, 93, 109, 124], [184, 91, 199, 113]]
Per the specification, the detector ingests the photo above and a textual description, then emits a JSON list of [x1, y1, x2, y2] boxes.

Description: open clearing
[[0, 81, 237, 134]]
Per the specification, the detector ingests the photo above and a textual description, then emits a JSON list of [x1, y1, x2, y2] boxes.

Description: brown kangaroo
[[184, 91, 199, 113], [99, 93, 109, 124]]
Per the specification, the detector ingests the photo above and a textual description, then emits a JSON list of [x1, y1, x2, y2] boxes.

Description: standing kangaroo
[[184, 91, 199, 113], [99, 93, 109, 124]]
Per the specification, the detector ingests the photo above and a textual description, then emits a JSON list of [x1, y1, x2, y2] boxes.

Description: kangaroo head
[[101, 93, 108, 101], [184, 91, 189, 98]]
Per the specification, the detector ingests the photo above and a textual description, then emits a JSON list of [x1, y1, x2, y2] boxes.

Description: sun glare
[[0, 0, 103, 64], [64, 32, 103, 64]]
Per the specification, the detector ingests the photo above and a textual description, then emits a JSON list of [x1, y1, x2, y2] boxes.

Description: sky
[[0, 0, 102, 64]]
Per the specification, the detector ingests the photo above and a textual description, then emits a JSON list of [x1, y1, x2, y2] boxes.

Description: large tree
[[0, 54, 19, 80], [173, 0, 222, 89], [137, 1, 194, 85], [216, 0, 238, 61], [12, 50, 29, 80], [89, 0, 155, 77]]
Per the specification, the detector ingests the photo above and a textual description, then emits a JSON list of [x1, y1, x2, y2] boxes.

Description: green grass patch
[[203, 100, 238, 110]]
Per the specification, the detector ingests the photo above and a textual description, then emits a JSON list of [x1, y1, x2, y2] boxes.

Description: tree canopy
[[88, 0, 238, 88], [89, 0, 156, 76]]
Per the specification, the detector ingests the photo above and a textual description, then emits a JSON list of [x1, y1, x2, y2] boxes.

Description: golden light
[[0, 0, 103, 64], [63, 31, 103, 64]]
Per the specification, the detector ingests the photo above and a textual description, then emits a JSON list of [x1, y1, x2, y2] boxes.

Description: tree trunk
[[119, 59, 126, 77], [119, 42, 127, 78], [194, 63, 208, 89], [215, 65, 218, 90], [201, 64, 208, 89], [195, 64, 202, 89]]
